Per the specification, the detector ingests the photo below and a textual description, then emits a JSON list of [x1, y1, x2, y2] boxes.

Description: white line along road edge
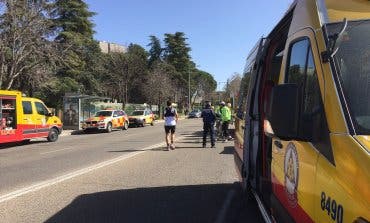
[[0, 138, 183, 204]]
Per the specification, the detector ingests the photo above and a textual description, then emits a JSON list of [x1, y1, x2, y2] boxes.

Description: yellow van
[[234, 0, 370, 222], [0, 90, 63, 144]]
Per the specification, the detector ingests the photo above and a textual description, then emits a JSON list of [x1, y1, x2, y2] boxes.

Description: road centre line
[[0, 137, 184, 204]]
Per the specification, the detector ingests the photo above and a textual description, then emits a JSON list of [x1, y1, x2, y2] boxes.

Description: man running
[[164, 100, 178, 151]]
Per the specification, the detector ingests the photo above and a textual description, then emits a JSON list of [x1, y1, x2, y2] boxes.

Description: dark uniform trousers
[[203, 122, 215, 146]]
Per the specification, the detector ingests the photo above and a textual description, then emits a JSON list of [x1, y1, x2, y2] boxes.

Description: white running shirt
[[164, 107, 177, 126]]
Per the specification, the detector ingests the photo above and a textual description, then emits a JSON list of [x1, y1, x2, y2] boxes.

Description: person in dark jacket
[[201, 101, 216, 148]]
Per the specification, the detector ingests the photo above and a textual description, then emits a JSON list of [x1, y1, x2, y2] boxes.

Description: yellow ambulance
[[234, 0, 370, 222], [0, 90, 62, 144]]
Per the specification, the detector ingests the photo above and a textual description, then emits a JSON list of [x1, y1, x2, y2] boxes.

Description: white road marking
[[0, 136, 184, 204], [214, 189, 237, 223], [40, 147, 74, 155]]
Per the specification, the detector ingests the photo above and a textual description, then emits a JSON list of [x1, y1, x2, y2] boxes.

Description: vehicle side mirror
[[46, 112, 53, 117], [267, 84, 300, 140]]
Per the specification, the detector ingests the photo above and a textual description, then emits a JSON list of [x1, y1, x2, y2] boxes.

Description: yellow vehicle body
[[234, 1, 370, 222], [0, 90, 62, 143], [128, 109, 155, 127]]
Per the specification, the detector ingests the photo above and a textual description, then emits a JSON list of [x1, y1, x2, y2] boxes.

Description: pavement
[[0, 118, 263, 223]]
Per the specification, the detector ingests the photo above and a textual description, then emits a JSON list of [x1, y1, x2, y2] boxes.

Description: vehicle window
[[131, 111, 144, 116], [95, 111, 112, 117], [285, 38, 333, 162], [35, 102, 49, 115], [286, 39, 308, 86], [303, 48, 321, 116], [22, 101, 33, 114], [113, 111, 119, 117], [237, 67, 252, 119], [327, 20, 370, 134]]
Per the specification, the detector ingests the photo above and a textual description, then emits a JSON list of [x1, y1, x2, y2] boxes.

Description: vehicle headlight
[[99, 120, 105, 123]]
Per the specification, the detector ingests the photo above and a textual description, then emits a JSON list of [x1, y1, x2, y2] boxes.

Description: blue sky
[[85, 0, 292, 90]]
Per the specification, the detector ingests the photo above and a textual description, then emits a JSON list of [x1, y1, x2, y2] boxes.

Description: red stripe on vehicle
[[271, 174, 314, 223]]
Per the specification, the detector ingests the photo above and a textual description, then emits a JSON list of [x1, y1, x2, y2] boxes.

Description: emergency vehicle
[[0, 90, 62, 144], [234, 0, 370, 222], [82, 109, 129, 133]]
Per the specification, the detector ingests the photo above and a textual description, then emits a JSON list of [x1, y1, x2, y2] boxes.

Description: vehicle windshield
[[94, 111, 112, 117], [326, 19, 370, 135], [130, 111, 144, 116]]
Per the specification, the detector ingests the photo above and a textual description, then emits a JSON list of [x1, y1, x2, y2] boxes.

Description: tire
[[22, 139, 31, 144], [106, 122, 112, 133], [47, 128, 59, 142], [123, 121, 129, 130], [150, 120, 154, 126]]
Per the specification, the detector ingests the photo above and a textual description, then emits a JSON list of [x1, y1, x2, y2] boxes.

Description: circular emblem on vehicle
[[284, 142, 299, 207]]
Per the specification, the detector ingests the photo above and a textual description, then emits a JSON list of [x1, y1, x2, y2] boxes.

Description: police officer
[[201, 101, 216, 148]]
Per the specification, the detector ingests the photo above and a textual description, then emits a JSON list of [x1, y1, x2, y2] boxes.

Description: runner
[[164, 100, 178, 151]]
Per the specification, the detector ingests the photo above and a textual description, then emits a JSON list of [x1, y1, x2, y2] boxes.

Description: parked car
[[188, 109, 202, 118], [128, 109, 154, 127], [82, 109, 129, 133]]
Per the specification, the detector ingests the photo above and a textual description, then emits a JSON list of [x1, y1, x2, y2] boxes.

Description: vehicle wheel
[[150, 120, 154, 126], [123, 121, 129, 130], [47, 128, 59, 142], [106, 122, 112, 133], [21, 139, 31, 145]]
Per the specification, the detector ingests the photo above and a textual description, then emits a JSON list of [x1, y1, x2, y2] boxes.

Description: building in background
[[99, 41, 127, 54]]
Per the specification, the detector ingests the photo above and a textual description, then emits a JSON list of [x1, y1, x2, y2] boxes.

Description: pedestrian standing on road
[[220, 101, 232, 142], [201, 101, 216, 148], [164, 100, 178, 151]]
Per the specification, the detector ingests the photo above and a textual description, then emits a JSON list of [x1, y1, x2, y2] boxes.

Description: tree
[[190, 70, 217, 107], [224, 72, 242, 107], [144, 62, 178, 109], [0, 0, 56, 91], [101, 52, 127, 103], [101, 44, 148, 105], [126, 44, 149, 103], [163, 32, 193, 107], [48, 0, 102, 108], [163, 32, 192, 75], [147, 35, 162, 68]]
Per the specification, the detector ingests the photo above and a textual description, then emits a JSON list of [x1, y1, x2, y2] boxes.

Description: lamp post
[[188, 71, 191, 110]]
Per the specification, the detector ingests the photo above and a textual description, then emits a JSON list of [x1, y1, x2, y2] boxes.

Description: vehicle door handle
[[274, 140, 283, 149]]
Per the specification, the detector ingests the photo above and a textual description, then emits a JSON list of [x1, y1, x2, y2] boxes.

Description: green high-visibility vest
[[220, 106, 231, 122]]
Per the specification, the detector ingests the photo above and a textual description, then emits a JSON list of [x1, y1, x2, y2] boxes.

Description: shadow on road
[[220, 146, 234, 155], [45, 183, 263, 223]]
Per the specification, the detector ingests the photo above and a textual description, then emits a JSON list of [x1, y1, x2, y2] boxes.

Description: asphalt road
[[0, 119, 263, 223]]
